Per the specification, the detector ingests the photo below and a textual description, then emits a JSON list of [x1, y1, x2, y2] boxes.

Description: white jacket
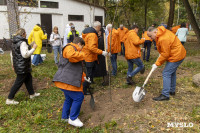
[[50, 32, 62, 47]]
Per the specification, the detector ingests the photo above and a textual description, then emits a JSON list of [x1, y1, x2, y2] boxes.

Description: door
[[40, 14, 52, 39], [95, 16, 103, 26]]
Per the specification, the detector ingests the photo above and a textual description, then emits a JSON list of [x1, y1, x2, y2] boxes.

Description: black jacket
[[12, 35, 31, 74]]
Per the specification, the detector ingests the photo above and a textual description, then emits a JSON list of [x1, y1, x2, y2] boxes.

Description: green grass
[[1, 40, 200, 132]]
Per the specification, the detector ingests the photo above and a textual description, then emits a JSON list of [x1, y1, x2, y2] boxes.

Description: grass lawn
[[0, 37, 200, 132]]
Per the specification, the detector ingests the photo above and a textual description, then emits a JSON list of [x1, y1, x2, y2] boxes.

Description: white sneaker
[[6, 99, 19, 105], [68, 118, 83, 127], [30, 93, 40, 99]]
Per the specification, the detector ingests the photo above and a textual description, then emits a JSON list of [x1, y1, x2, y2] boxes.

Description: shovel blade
[[132, 86, 146, 102]]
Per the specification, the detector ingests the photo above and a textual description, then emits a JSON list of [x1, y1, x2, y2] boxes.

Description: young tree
[[182, 0, 200, 43]]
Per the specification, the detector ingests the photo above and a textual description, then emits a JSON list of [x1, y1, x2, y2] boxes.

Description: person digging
[[147, 26, 186, 101]]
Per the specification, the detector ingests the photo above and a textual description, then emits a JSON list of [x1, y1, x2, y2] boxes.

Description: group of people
[[6, 20, 187, 128]]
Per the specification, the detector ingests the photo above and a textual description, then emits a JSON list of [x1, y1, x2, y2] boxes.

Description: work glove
[[84, 77, 91, 83], [152, 64, 158, 71], [102, 51, 108, 56]]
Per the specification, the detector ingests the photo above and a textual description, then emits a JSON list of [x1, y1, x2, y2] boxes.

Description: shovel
[[132, 67, 156, 102]]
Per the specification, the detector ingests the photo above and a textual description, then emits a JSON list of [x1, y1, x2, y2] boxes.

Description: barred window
[[40, 1, 59, 8], [0, 0, 7, 5], [68, 15, 84, 22], [18, 0, 38, 7]]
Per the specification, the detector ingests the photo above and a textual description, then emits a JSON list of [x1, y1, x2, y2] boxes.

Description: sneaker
[[68, 118, 83, 127], [31, 63, 36, 66], [30, 93, 40, 99], [61, 118, 69, 122], [6, 99, 19, 105], [126, 76, 135, 85]]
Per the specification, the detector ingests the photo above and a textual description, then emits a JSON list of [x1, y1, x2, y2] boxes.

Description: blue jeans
[[110, 53, 118, 76], [60, 89, 84, 120], [32, 54, 43, 66], [53, 46, 61, 64], [127, 58, 144, 77], [143, 40, 152, 61], [162, 59, 184, 97]]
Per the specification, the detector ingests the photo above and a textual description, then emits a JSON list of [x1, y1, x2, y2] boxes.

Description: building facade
[[0, 0, 105, 39]]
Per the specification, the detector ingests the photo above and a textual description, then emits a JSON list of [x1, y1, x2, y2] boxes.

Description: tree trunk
[[167, 0, 176, 29], [144, 0, 147, 30], [182, 0, 200, 43], [7, 0, 20, 38]]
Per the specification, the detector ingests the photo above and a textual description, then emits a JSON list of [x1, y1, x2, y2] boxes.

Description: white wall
[[19, 13, 40, 38], [0, 0, 105, 39]]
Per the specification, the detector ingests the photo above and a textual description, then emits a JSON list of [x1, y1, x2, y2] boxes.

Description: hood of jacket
[[82, 27, 98, 39], [33, 25, 42, 31], [13, 35, 27, 44], [156, 26, 167, 38]]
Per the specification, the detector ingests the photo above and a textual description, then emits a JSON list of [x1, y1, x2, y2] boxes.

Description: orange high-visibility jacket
[[142, 31, 152, 41], [171, 25, 181, 34], [82, 29, 103, 62], [54, 43, 85, 92], [117, 27, 129, 42], [155, 26, 186, 66], [107, 29, 121, 54], [124, 30, 145, 60]]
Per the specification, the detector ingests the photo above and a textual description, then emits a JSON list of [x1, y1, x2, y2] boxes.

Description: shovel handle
[[142, 67, 155, 88]]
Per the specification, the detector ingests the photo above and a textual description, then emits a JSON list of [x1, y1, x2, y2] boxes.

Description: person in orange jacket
[[142, 31, 152, 61], [107, 24, 121, 76], [147, 26, 186, 101], [124, 25, 145, 85], [53, 37, 87, 127], [82, 21, 108, 83], [171, 25, 181, 34], [117, 24, 129, 56]]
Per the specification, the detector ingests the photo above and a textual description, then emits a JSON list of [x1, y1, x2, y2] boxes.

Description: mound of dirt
[[81, 88, 154, 127]]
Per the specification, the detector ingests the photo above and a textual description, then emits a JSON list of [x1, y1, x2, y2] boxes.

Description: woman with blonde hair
[[50, 26, 62, 65], [6, 28, 40, 105]]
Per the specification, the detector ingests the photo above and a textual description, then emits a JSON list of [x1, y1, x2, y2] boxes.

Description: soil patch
[[81, 88, 154, 127], [0, 78, 48, 97]]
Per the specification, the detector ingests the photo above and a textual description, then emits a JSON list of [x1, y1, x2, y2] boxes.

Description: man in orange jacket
[[117, 24, 128, 56], [82, 21, 108, 83], [147, 26, 186, 101], [124, 25, 145, 85], [53, 37, 86, 127], [107, 24, 121, 76]]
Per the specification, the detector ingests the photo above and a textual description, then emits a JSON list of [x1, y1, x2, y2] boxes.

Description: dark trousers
[[85, 61, 96, 83], [121, 42, 125, 55], [8, 72, 35, 99], [153, 40, 157, 50], [143, 40, 152, 61]]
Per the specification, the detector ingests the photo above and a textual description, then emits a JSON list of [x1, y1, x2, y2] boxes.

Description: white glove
[[102, 51, 108, 56], [152, 64, 158, 71], [84, 77, 91, 83]]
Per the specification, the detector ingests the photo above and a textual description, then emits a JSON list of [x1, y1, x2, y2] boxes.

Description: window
[[0, 0, 7, 5], [40, 1, 58, 8], [18, 0, 38, 7], [68, 15, 84, 22]]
